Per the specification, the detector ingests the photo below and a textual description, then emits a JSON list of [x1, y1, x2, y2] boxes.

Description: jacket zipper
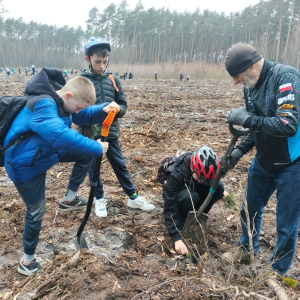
[[99, 77, 104, 103], [31, 148, 42, 167]]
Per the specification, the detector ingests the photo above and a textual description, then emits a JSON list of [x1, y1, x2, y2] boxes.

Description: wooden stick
[[265, 279, 289, 300]]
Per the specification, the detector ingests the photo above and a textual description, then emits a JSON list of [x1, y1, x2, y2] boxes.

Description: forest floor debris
[[0, 73, 299, 299]]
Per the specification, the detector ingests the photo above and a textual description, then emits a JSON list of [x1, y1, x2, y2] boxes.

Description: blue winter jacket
[[4, 68, 109, 183]]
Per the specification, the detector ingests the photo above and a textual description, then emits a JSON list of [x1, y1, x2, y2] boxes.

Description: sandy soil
[[0, 72, 299, 299]]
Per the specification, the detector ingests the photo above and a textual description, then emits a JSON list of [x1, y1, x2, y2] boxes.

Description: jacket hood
[[25, 68, 66, 104]]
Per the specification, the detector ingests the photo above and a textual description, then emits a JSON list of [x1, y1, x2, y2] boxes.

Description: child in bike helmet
[[163, 145, 227, 255]]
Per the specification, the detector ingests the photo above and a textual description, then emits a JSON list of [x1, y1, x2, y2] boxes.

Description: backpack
[[156, 151, 186, 184], [156, 156, 177, 184], [0, 95, 37, 167]]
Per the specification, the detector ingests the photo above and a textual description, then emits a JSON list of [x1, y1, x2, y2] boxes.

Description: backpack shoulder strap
[[1, 131, 36, 156], [108, 74, 119, 92]]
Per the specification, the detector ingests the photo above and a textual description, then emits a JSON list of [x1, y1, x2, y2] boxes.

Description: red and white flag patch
[[279, 83, 292, 93], [280, 118, 289, 124]]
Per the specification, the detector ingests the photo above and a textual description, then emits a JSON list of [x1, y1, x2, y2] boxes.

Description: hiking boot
[[127, 196, 155, 211], [95, 198, 108, 218], [221, 247, 251, 265], [58, 195, 88, 211], [18, 258, 41, 276]]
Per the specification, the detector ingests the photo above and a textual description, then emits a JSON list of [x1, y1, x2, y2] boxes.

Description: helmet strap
[[88, 55, 94, 73]]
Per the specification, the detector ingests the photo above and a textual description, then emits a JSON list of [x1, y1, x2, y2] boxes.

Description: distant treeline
[[0, 0, 299, 69]]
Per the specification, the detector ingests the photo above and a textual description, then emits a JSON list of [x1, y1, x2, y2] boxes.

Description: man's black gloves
[[221, 149, 244, 173], [226, 107, 254, 127]]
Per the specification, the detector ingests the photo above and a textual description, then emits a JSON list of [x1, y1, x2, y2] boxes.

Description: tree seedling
[[223, 194, 237, 209]]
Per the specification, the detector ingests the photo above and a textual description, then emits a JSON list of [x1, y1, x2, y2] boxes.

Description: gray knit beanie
[[225, 43, 262, 77]]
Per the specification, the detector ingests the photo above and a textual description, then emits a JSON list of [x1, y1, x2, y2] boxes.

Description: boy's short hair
[[61, 77, 96, 105], [89, 45, 110, 58]]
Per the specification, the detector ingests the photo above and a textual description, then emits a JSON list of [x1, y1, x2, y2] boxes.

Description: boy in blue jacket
[[68, 37, 155, 218], [3, 68, 119, 275]]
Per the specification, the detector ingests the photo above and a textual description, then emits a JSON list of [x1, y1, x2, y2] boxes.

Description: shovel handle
[[76, 108, 117, 242], [101, 108, 118, 137], [229, 124, 251, 136], [196, 124, 251, 217]]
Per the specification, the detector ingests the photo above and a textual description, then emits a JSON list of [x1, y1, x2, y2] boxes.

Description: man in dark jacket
[[163, 146, 225, 255], [222, 42, 300, 276], [68, 37, 155, 218]]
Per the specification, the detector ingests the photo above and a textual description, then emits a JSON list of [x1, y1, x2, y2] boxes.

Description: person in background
[[31, 65, 35, 76], [63, 69, 69, 79]]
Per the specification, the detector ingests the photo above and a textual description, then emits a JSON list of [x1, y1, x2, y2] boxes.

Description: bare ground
[[0, 72, 299, 299]]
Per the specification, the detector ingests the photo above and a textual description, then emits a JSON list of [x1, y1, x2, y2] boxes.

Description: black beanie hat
[[225, 43, 262, 77]]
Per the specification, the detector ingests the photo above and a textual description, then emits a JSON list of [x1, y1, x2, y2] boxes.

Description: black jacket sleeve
[[163, 172, 184, 242], [235, 131, 255, 154], [243, 72, 300, 137]]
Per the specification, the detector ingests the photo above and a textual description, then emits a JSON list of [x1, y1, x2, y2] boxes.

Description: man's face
[[85, 54, 109, 75], [63, 93, 89, 114], [232, 68, 256, 89]]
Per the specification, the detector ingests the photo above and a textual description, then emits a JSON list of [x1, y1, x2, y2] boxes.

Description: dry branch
[[130, 276, 196, 300], [265, 279, 289, 300]]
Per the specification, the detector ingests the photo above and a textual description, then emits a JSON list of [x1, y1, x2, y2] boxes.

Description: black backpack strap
[[271, 64, 282, 94], [2, 131, 36, 153]]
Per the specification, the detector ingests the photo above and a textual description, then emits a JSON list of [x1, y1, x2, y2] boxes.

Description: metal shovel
[[182, 124, 251, 240], [75, 108, 117, 250]]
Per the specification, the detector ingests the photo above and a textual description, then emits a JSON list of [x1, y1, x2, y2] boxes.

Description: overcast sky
[[4, 0, 261, 29]]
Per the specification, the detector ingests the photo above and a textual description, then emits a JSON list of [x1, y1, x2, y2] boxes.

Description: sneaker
[[221, 247, 251, 265], [18, 258, 42, 276], [95, 198, 108, 217], [58, 195, 88, 211], [127, 195, 155, 211]]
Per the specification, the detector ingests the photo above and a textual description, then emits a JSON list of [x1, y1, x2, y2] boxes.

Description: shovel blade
[[182, 211, 208, 240], [75, 233, 88, 250]]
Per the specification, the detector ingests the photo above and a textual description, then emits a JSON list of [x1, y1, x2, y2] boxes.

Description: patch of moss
[[282, 277, 297, 287]]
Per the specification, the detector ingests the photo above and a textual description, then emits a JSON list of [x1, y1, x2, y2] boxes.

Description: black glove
[[220, 149, 244, 174], [226, 107, 253, 126]]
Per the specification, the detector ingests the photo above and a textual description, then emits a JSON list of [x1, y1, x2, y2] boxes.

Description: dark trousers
[[14, 152, 94, 255], [177, 181, 224, 222], [71, 139, 136, 199]]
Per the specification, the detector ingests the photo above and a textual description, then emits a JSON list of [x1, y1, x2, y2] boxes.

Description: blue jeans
[[14, 152, 94, 255], [87, 139, 136, 199], [239, 156, 300, 275]]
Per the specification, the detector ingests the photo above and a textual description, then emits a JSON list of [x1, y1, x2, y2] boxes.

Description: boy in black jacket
[[67, 37, 155, 218], [163, 146, 226, 255]]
